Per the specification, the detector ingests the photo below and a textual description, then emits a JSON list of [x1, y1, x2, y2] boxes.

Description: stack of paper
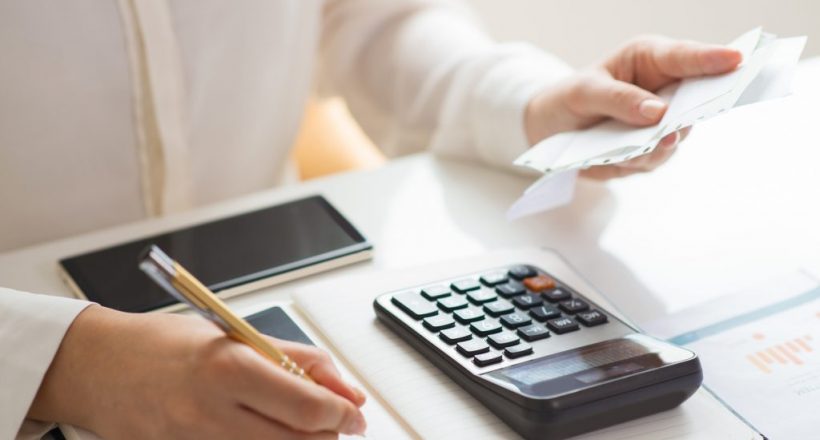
[[507, 28, 806, 220]]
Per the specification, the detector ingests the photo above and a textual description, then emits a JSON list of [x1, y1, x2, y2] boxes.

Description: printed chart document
[[646, 270, 820, 439], [292, 249, 762, 439], [508, 27, 807, 219]]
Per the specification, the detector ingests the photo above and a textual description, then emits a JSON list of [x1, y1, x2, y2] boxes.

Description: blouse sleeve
[[319, 0, 573, 172], [0, 289, 91, 439]]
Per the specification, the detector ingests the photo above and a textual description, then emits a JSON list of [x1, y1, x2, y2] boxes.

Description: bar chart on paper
[[647, 272, 820, 438], [746, 333, 814, 374]]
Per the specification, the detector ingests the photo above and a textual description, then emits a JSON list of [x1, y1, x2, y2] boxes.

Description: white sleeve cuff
[[0, 289, 92, 440], [431, 42, 573, 172]]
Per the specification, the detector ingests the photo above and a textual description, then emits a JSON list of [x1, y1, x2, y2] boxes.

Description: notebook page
[[292, 249, 762, 439]]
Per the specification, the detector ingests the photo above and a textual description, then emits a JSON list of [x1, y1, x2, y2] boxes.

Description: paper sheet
[[509, 28, 806, 219], [645, 270, 820, 439], [292, 249, 762, 439]]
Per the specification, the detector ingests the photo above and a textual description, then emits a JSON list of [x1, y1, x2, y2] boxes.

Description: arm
[[0, 290, 91, 440], [320, 1, 740, 177], [319, 0, 572, 171], [12, 296, 364, 439]]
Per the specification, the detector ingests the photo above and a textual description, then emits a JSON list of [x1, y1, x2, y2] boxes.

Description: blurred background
[[466, 0, 819, 67]]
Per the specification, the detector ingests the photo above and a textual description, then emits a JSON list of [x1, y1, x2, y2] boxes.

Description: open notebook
[[292, 248, 763, 439]]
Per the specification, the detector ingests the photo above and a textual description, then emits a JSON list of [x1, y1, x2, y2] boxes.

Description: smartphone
[[59, 195, 372, 313]]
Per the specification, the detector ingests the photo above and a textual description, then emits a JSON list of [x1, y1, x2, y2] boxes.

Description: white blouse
[[0, 0, 571, 437]]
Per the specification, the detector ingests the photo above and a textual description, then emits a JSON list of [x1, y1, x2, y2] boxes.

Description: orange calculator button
[[523, 275, 556, 292]]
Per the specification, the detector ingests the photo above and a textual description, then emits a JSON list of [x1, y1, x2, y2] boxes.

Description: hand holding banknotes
[[524, 36, 742, 180], [27, 306, 367, 439]]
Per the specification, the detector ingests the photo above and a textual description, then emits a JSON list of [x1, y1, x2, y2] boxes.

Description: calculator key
[[508, 265, 537, 280], [391, 292, 438, 320], [517, 324, 551, 342], [576, 310, 608, 327], [457, 339, 490, 357], [500, 312, 532, 329], [470, 320, 503, 336], [504, 343, 533, 359], [440, 327, 472, 344], [542, 287, 572, 302], [473, 351, 503, 367], [513, 294, 543, 309], [559, 298, 590, 314], [546, 317, 580, 334], [454, 308, 485, 324], [421, 285, 451, 300], [523, 274, 556, 292], [451, 279, 481, 294], [496, 282, 526, 298], [467, 289, 498, 304], [438, 296, 469, 312], [488, 331, 520, 348], [480, 272, 509, 287], [529, 305, 562, 322], [423, 314, 455, 331], [483, 300, 515, 317]]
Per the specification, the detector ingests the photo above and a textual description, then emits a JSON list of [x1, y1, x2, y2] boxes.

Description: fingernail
[[354, 387, 367, 405], [346, 413, 367, 436], [639, 99, 666, 121]]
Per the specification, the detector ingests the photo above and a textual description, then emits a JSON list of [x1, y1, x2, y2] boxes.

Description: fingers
[[612, 37, 742, 91], [226, 406, 338, 440], [567, 73, 668, 126], [231, 344, 366, 436], [275, 340, 367, 407], [650, 39, 742, 78], [579, 129, 683, 180]]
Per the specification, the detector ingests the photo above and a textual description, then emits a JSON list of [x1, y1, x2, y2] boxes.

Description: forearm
[[321, 0, 572, 169]]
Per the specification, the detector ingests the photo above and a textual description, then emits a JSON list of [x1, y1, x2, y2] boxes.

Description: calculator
[[373, 264, 703, 439]]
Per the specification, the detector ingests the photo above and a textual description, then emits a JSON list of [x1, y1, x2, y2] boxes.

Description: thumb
[[575, 75, 668, 126]]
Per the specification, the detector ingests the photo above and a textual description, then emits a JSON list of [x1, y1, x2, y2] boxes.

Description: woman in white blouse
[[0, 0, 741, 438]]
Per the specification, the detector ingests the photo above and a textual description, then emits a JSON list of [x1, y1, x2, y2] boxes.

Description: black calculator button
[[480, 272, 509, 287], [423, 315, 455, 331], [451, 279, 481, 294], [466, 289, 498, 304], [543, 287, 572, 302], [473, 351, 503, 367], [421, 285, 451, 300], [488, 331, 520, 348], [517, 324, 550, 342], [546, 317, 580, 334], [577, 310, 608, 327], [454, 308, 485, 324], [513, 294, 543, 309], [496, 282, 525, 298], [438, 296, 469, 312], [500, 312, 532, 329], [440, 327, 472, 344], [504, 343, 533, 359], [559, 298, 589, 314], [457, 339, 490, 357], [470, 320, 503, 337], [529, 305, 561, 322], [391, 292, 438, 320], [483, 300, 515, 317], [522, 274, 556, 292], [508, 265, 537, 280]]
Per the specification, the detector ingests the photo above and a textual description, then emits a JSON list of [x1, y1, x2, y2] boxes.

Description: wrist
[[27, 305, 125, 430]]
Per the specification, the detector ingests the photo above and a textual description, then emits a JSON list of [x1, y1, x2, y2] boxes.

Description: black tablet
[[59, 195, 372, 313]]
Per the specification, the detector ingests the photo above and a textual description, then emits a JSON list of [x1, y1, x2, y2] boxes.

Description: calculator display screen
[[487, 335, 693, 396]]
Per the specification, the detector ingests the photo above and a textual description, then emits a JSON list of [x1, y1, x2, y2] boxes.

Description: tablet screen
[[60, 195, 370, 312]]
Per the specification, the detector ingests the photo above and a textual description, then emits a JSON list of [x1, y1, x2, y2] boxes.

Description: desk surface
[[2, 60, 819, 331]]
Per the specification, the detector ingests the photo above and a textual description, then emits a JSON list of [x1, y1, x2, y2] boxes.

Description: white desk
[[2, 58, 819, 330]]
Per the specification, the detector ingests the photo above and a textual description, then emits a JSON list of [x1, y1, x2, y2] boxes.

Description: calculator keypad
[[390, 265, 612, 368]]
